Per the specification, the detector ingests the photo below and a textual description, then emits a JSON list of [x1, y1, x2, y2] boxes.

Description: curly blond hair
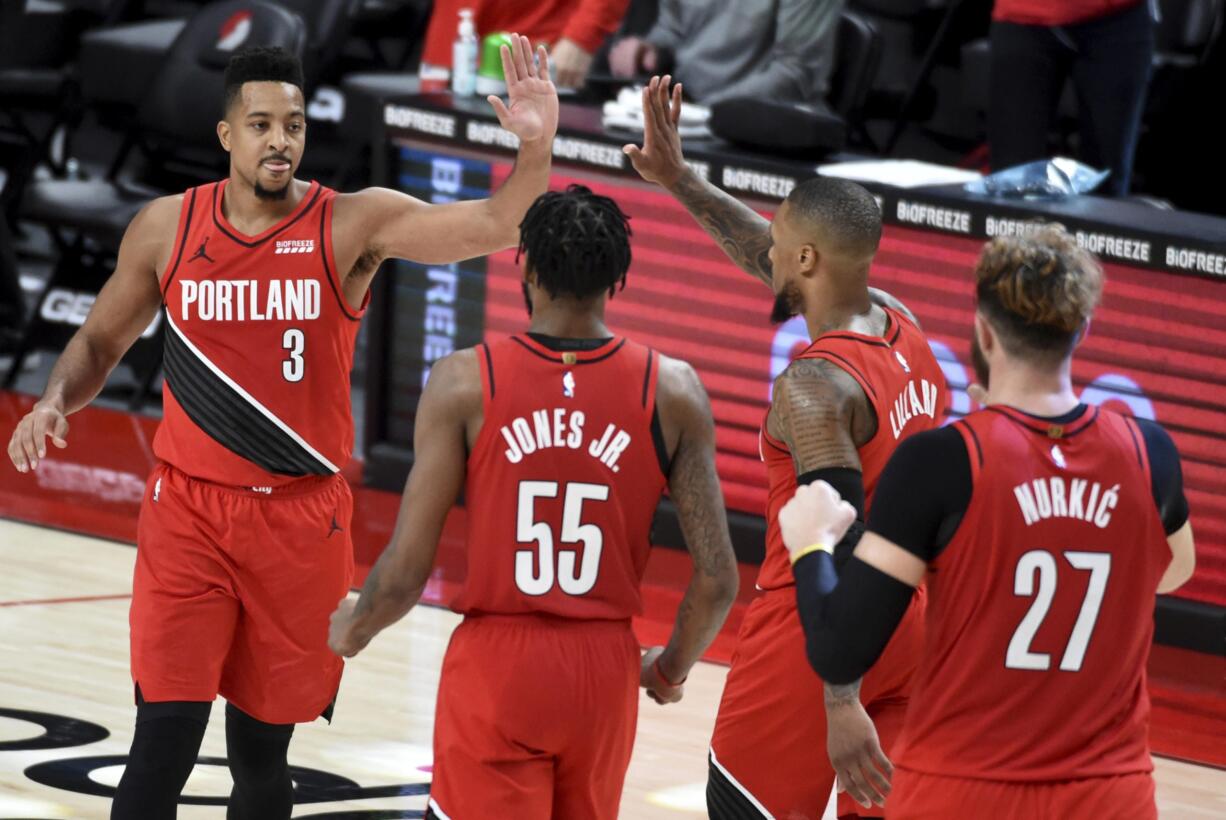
[[975, 224, 1103, 355]]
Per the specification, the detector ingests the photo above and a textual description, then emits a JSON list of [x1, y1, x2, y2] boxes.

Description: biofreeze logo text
[[985, 216, 1048, 238], [466, 120, 520, 149], [721, 167, 795, 198], [896, 200, 971, 233], [1075, 231, 1150, 263], [552, 137, 624, 169], [1165, 246, 1226, 276], [274, 239, 314, 255], [383, 105, 456, 137]]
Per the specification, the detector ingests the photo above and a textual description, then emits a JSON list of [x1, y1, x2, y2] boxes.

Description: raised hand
[[624, 75, 687, 188], [487, 34, 559, 145], [7, 402, 69, 473]]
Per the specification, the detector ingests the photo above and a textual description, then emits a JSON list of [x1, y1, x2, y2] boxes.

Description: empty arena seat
[[8, 0, 309, 404], [79, 18, 188, 109], [830, 9, 885, 125], [78, 0, 360, 112], [707, 9, 882, 155], [1154, 0, 1224, 66], [20, 0, 308, 244], [0, 0, 137, 175]]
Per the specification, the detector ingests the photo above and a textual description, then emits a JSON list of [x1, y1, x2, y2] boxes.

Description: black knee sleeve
[[225, 703, 295, 820], [110, 697, 211, 820]]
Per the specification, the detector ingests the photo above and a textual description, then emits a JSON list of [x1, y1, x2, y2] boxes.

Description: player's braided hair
[[223, 46, 305, 114], [517, 185, 632, 301], [975, 224, 1103, 356]]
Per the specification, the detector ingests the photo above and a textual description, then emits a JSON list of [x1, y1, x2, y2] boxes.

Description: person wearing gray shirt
[[609, 0, 843, 105]]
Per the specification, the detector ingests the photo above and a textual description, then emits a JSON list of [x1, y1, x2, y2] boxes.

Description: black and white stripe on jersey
[[706, 748, 773, 818], [162, 315, 338, 476]]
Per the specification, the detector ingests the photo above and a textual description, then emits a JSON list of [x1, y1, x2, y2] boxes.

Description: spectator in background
[[422, 0, 629, 88], [608, 0, 843, 106], [989, 0, 1155, 195]]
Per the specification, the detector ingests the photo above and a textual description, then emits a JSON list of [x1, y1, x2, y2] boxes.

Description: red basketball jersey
[[454, 334, 669, 619], [155, 180, 365, 487], [893, 406, 1171, 781], [758, 307, 947, 590]]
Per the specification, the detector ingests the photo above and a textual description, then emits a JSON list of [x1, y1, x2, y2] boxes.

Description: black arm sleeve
[[866, 425, 972, 562], [1136, 418, 1190, 535], [791, 426, 972, 683], [792, 553, 914, 684], [797, 467, 865, 572]]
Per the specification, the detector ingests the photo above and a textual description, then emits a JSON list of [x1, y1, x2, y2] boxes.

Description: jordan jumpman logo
[[189, 236, 215, 264]]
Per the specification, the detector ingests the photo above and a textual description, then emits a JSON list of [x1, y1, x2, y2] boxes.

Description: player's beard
[[770, 282, 804, 325], [254, 178, 291, 201], [971, 334, 991, 389]]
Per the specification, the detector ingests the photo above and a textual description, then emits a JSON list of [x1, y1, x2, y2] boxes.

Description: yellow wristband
[[790, 542, 833, 566]]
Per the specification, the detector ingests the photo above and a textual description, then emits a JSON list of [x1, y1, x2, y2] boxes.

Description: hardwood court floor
[[1, 519, 1223, 819]]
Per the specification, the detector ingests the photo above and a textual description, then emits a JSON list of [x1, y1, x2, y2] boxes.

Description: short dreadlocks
[[517, 185, 632, 300]]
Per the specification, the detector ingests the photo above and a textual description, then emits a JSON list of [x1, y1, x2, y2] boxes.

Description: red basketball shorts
[[709, 585, 927, 819], [130, 461, 354, 724], [428, 613, 640, 820], [886, 769, 1156, 819]]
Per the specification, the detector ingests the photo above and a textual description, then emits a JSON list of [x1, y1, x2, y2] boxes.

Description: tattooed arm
[[768, 359, 866, 691], [624, 76, 774, 287], [670, 171, 774, 287], [768, 358, 867, 473], [770, 358, 893, 808], [642, 355, 740, 704]]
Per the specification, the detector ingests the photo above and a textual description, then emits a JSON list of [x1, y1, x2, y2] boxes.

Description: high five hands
[[624, 76, 688, 189], [488, 34, 559, 146]]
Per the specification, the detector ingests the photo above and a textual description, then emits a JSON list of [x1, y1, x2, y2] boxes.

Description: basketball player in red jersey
[[6, 41, 559, 819], [327, 185, 740, 819], [626, 77, 947, 818], [779, 225, 1195, 819]]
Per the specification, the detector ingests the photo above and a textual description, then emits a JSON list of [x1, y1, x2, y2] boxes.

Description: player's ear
[[973, 313, 993, 353], [217, 119, 232, 153], [797, 243, 817, 275], [1074, 318, 1091, 347]]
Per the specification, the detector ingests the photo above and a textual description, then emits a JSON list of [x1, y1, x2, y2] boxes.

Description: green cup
[[476, 31, 514, 96]]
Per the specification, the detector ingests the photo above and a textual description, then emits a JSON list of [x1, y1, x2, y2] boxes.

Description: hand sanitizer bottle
[[451, 8, 478, 97]]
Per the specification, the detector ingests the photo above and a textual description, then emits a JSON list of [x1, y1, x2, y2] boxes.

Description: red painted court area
[[1, 391, 1223, 768]]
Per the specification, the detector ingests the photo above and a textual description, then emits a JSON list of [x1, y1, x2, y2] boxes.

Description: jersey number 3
[[1007, 550, 1111, 672], [282, 328, 305, 382], [516, 481, 610, 596]]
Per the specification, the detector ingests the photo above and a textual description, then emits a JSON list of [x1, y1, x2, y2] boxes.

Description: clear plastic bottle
[[451, 8, 478, 97]]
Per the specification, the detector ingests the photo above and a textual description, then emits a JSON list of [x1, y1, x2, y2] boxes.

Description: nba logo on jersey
[[153, 477, 162, 502], [895, 350, 911, 373], [563, 371, 576, 398], [1051, 444, 1067, 469]]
